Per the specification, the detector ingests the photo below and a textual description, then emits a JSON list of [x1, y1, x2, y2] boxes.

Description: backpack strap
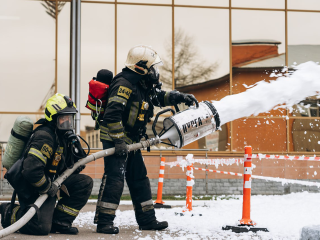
[[89, 92, 108, 102], [11, 129, 29, 142], [7, 190, 17, 219]]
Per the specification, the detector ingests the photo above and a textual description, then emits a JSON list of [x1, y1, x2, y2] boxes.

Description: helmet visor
[[57, 114, 75, 130]]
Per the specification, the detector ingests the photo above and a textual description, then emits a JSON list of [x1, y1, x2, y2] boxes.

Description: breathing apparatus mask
[[147, 64, 161, 85], [57, 114, 75, 131], [146, 62, 163, 108], [55, 114, 89, 169]]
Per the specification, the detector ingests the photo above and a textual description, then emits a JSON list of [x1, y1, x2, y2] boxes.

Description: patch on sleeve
[[117, 86, 132, 99], [41, 144, 53, 159]]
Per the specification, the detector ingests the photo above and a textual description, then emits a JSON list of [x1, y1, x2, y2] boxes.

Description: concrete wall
[[2, 178, 319, 198], [1, 153, 320, 197]]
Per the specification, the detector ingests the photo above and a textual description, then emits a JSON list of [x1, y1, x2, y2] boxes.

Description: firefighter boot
[[51, 223, 79, 235], [97, 224, 119, 234], [0, 203, 14, 228], [139, 220, 168, 231]]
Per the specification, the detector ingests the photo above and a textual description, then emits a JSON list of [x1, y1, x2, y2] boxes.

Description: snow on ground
[[76, 192, 320, 239]]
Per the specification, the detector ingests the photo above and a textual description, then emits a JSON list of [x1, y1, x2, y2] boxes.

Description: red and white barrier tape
[[165, 158, 244, 167], [193, 167, 320, 187], [250, 154, 320, 161], [193, 167, 243, 177]]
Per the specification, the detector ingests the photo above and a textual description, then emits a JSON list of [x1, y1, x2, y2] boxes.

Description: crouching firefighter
[[0, 93, 93, 235], [94, 45, 198, 234]]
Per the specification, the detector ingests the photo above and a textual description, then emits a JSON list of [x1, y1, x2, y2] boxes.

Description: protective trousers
[[3, 174, 93, 235], [94, 141, 156, 226]]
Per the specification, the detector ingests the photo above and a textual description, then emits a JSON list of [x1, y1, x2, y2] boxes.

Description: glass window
[[232, 68, 287, 117], [118, 0, 171, 4], [117, 5, 172, 90], [81, 3, 115, 113], [288, 0, 320, 11], [291, 99, 320, 117], [232, 10, 285, 68], [288, 12, 320, 66], [232, 118, 287, 152], [175, 8, 229, 89], [232, 10, 286, 118], [289, 119, 320, 152], [232, 0, 284, 9], [175, 0, 228, 7], [0, 0, 56, 112], [175, 7, 230, 151], [288, 12, 320, 118], [83, 0, 114, 2]]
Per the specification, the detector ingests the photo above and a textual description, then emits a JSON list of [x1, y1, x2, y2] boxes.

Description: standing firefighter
[[95, 45, 198, 234], [0, 94, 93, 235]]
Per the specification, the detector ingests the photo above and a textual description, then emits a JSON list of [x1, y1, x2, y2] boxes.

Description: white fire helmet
[[125, 45, 162, 75]]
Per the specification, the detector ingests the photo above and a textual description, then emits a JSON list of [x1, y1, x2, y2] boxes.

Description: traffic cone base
[[222, 225, 268, 233], [239, 218, 256, 226], [154, 199, 164, 204], [175, 212, 202, 217], [154, 203, 171, 209]]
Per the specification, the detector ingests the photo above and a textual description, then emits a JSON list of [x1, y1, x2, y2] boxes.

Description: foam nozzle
[[161, 101, 220, 149]]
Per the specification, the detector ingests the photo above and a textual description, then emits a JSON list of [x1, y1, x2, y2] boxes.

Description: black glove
[[170, 91, 198, 107], [46, 183, 59, 198], [74, 165, 86, 174], [114, 139, 128, 159]]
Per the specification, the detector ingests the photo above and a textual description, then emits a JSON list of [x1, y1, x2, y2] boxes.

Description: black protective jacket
[[100, 68, 173, 143], [6, 123, 77, 204]]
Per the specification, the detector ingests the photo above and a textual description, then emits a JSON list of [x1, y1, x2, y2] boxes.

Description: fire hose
[[0, 137, 161, 239]]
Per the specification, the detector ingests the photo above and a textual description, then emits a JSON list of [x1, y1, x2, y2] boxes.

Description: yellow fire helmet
[[45, 93, 77, 122]]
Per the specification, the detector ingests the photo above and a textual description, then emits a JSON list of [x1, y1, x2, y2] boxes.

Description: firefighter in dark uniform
[[0, 93, 93, 235], [95, 45, 198, 234]]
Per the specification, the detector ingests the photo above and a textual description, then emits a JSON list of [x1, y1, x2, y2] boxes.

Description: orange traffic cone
[[177, 163, 201, 216], [184, 163, 194, 212], [154, 157, 171, 209], [222, 146, 268, 233]]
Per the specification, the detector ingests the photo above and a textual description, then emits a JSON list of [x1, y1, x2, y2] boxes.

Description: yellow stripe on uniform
[[56, 204, 80, 217], [108, 96, 128, 106], [11, 206, 20, 224], [108, 132, 125, 139], [100, 133, 112, 141], [107, 121, 123, 131], [127, 102, 139, 127], [31, 175, 47, 188], [29, 148, 47, 164], [87, 101, 105, 112], [164, 92, 171, 106]]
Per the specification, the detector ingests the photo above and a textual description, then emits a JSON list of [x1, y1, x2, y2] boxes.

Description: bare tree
[[160, 28, 219, 88], [37, 1, 66, 118], [41, 1, 66, 19]]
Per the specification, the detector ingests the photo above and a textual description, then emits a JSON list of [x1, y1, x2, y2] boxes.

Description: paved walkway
[[0, 203, 166, 240]]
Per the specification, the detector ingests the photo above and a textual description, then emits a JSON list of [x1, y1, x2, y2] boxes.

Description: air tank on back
[[3, 116, 34, 170]]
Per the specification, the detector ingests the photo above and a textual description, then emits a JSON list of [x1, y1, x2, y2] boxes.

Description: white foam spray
[[213, 61, 320, 125]]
